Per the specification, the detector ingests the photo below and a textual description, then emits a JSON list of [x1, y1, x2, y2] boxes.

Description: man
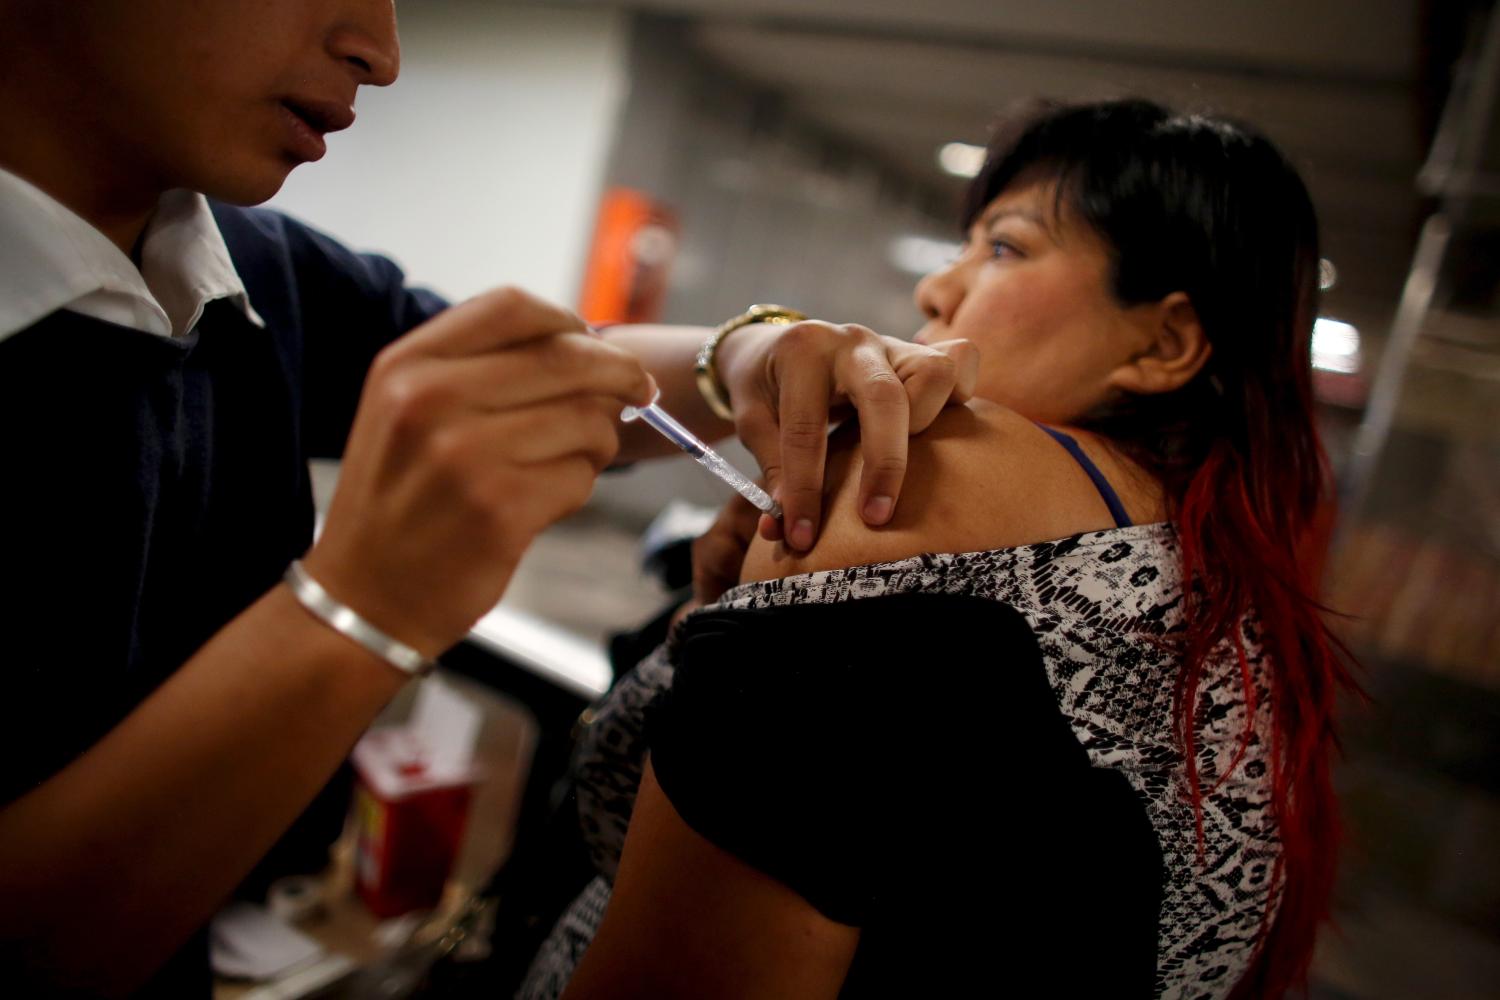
[[0, 1, 975, 993]]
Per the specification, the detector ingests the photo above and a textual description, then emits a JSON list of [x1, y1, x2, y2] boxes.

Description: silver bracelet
[[283, 560, 436, 678]]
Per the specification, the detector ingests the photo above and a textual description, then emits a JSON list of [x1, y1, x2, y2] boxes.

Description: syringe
[[621, 391, 783, 520]]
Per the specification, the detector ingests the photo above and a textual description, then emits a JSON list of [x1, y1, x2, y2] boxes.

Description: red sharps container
[[350, 682, 482, 919]]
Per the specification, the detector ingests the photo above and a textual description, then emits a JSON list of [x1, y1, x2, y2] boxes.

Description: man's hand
[[666, 494, 761, 630], [717, 322, 978, 549], [694, 494, 762, 603], [304, 287, 654, 655]]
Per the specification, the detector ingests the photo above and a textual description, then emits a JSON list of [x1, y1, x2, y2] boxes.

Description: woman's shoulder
[[741, 399, 1162, 584]]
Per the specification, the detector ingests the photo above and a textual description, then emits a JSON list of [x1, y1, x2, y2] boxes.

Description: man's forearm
[[0, 583, 406, 994]]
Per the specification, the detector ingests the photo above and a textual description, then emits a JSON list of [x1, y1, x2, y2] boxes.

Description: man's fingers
[[439, 334, 654, 413], [406, 400, 622, 525], [480, 396, 625, 470], [691, 496, 761, 605], [388, 285, 588, 360], [721, 492, 764, 550], [372, 334, 653, 440]]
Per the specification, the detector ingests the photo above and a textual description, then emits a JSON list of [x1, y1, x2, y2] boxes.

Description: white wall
[[269, 2, 630, 305]]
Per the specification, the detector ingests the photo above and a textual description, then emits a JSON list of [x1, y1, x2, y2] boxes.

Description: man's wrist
[[263, 583, 412, 701], [284, 561, 437, 679]]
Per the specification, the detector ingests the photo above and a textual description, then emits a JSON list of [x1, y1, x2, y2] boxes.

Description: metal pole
[[1341, 213, 1452, 525]]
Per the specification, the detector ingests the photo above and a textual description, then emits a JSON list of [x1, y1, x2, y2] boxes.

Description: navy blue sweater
[[0, 205, 446, 992]]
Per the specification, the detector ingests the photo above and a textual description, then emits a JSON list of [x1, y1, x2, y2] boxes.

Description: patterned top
[[519, 522, 1280, 1000]]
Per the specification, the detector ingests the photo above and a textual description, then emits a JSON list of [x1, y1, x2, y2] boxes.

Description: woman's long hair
[[963, 99, 1357, 997]]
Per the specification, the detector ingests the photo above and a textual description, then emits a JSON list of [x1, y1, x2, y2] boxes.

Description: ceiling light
[[937, 142, 986, 179], [1318, 258, 1338, 291], [888, 235, 962, 275], [1312, 317, 1361, 374]]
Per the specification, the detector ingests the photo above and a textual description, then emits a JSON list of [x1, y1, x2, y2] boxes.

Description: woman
[[524, 99, 1352, 999]]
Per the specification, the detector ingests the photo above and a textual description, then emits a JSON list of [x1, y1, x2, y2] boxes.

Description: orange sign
[[579, 187, 680, 326]]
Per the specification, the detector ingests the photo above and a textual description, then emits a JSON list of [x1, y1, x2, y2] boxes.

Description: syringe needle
[[621, 393, 783, 519]]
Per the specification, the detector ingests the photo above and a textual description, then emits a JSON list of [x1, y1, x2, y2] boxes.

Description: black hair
[[964, 98, 1323, 511]]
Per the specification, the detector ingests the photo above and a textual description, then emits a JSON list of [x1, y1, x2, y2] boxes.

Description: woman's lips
[[278, 99, 355, 163]]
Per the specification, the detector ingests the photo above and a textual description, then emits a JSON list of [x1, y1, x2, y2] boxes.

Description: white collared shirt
[[0, 166, 265, 345]]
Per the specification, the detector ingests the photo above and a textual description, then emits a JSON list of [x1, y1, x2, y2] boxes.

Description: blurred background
[[265, 1, 1497, 996]]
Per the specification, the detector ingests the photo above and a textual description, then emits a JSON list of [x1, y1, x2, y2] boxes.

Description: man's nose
[[328, 2, 401, 87]]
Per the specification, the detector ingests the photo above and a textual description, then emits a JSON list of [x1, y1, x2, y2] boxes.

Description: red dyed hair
[[1174, 430, 1356, 998], [967, 100, 1358, 996]]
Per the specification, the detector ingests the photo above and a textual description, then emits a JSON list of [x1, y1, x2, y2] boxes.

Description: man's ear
[[1107, 292, 1212, 396]]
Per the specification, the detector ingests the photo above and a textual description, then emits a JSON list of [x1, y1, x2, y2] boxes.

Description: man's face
[[62, 0, 399, 204]]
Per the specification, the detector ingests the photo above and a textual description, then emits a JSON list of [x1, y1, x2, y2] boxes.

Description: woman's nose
[[914, 261, 963, 327], [328, 1, 401, 87]]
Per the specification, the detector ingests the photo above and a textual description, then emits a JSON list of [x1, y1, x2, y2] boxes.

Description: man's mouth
[[281, 98, 356, 135]]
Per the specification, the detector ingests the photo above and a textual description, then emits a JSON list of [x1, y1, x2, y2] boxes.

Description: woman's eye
[[989, 239, 1020, 260]]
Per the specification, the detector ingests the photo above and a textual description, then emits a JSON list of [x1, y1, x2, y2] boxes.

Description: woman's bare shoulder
[[740, 400, 1137, 585]]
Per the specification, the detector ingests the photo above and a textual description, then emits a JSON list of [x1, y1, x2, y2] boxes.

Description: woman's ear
[[1107, 292, 1212, 396]]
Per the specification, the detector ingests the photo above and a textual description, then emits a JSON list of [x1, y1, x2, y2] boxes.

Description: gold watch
[[694, 304, 808, 421]]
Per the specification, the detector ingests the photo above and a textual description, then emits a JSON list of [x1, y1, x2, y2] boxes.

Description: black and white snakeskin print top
[[519, 522, 1280, 1000]]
